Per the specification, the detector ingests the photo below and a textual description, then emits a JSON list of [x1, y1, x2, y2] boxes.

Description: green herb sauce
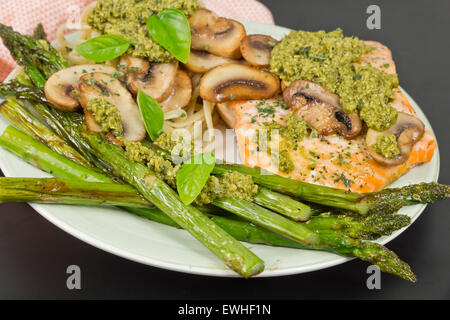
[[270, 29, 399, 131], [88, 0, 201, 62], [125, 133, 259, 205], [256, 113, 309, 174], [125, 141, 180, 187], [372, 134, 400, 159], [195, 171, 259, 206], [86, 98, 123, 136]]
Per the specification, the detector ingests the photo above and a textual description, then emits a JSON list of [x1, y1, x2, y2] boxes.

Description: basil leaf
[[146, 8, 191, 63], [177, 152, 216, 205], [137, 90, 164, 141], [75, 35, 131, 62]]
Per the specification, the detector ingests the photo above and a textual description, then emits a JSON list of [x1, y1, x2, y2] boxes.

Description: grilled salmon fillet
[[223, 41, 437, 193]]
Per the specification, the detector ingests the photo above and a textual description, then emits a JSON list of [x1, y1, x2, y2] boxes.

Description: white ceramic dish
[[0, 20, 440, 277]]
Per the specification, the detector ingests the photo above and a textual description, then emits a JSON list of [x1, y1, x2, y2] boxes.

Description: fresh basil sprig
[[147, 8, 191, 63], [75, 35, 131, 62], [177, 152, 216, 205], [137, 90, 164, 141]]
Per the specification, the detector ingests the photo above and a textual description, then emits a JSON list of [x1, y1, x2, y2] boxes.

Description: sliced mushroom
[[283, 80, 362, 139], [189, 8, 246, 59], [366, 112, 425, 166], [217, 102, 238, 128], [160, 70, 193, 111], [240, 34, 278, 67], [184, 50, 239, 73], [44, 65, 117, 111], [77, 72, 146, 142], [200, 63, 280, 103], [120, 56, 178, 102]]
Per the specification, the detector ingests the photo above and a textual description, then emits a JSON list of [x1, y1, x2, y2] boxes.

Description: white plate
[[0, 21, 440, 277]]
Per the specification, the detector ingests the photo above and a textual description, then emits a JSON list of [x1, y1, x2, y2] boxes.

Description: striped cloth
[[0, 0, 274, 81]]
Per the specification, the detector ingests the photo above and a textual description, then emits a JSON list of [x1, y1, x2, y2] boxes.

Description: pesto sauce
[[372, 134, 400, 159], [270, 29, 399, 131], [86, 98, 123, 136], [124, 141, 180, 187], [125, 133, 259, 205], [88, 0, 201, 62], [256, 113, 309, 173], [195, 171, 259, 206]]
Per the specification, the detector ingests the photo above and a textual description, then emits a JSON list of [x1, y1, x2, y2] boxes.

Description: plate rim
[[0, 20, 441, 278]]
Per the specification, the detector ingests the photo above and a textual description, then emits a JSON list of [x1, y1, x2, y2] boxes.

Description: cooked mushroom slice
[[184, 50, 239, 73], [283, 80, 362, 139], [77, 72, 146, 142], [160, 70, 193, 111], [120, 56, 178, 102], [189, 9, 246, 59], [240, 34, 278, 67], [44, 65, 117, 111], [366, 112, 425, 166], [217, 102, 238, 128], [200, 64, 280, 103]]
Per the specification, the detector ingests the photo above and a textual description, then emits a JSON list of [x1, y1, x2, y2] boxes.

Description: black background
[[1, 0, 449, 299]]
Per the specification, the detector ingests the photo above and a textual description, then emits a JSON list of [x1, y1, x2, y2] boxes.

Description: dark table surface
[[1, 0, 449, 300]]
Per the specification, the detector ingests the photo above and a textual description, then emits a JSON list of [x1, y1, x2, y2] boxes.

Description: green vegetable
[[137, 89, 164, 141], [83, 132, 265, 278], [213, 197, 416, 282], [0, 98, 94, 169], [254, 187, 312, 221], [0, 177, 313, 250], [0, 126, 110, 183], [75, 34, 131, 62], [177, 152, 216, 205], [215, 163, 450, 216], [147, 9, 191, 63]]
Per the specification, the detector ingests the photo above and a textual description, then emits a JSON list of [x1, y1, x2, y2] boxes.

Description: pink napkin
[[0, 0, 274, 81]]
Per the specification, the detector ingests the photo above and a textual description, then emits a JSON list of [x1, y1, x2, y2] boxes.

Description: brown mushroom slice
[[120, 56, 178, 102], [184, 50, 239, 73], [366, 112, 425, 166], [200, 64, 280, 103], [189, 8, 246, 59], [283, 80, 362, 139], [44, 65, 117, 111], [160, 70, 193, 112], [217, 102, 238, 128], [77, 72, 146, 142], [240, 34, 278, 67]]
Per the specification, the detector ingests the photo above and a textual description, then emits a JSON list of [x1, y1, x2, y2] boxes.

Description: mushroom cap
[[189, 8, 246, 59], [121, 56, 178, 102], [78, 72, 146, 142], [240, 34, 278, 67], [160, 70, 193, 112], [184, 50, 239, 73], [366, 112, 425, 166], [44, 65, 117, 111], [199, 63, 280, 103], [283, 80, 362, 139]]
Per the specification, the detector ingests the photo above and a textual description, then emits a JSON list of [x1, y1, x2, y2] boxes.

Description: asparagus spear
[[213, 197, 416, 282], [0, 98, 94, 168], [215, 164, 450, 215], [0, 23, 67, 83], [32, 23, 47, 41], [83, 131, 265, 278], [0, 176, 410, 241], [306, 213, 411, 240], [0, 126, 111, 183], [0, 177, 314, 250]]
